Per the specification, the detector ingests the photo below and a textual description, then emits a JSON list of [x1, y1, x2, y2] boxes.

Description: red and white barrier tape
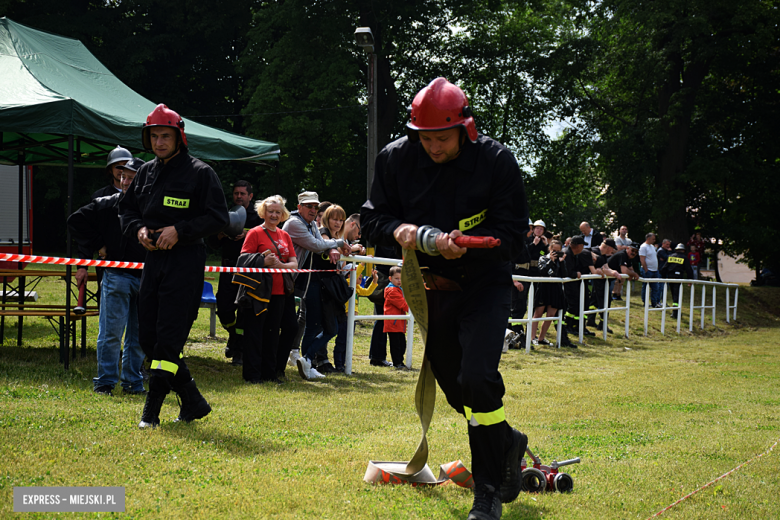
[[646, 437, 778, 519], [0, 254, 350, 274]]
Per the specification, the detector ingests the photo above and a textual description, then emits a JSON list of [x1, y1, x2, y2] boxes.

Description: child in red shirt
[[383, 266, 409, 369]]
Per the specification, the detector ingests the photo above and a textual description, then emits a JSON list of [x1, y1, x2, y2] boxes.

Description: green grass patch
[[1, 275, 779, 519]]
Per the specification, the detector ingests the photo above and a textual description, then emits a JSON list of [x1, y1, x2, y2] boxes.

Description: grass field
[[1, 269, 779, 519]]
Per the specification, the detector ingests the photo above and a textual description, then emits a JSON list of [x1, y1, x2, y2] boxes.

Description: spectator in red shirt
[[383, 265, 409, 369], [240, 195, 298, 384]]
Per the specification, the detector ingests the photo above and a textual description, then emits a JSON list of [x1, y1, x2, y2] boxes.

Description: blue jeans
[[640, 268, 661, 306], [94, 269, 144, 391], [300, 280, 337, 361]]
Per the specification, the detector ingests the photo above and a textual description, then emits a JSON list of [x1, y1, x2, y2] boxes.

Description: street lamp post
[[355, 27, 378, 200]]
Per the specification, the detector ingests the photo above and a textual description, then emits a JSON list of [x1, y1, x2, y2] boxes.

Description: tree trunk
[[655, 55, 708, 243]]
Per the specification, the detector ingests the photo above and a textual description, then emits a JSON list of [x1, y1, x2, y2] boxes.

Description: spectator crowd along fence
[[342, 255, 740, 372]]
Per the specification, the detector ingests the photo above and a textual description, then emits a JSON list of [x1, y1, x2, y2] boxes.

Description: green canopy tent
[[0, 17, 280, 367]]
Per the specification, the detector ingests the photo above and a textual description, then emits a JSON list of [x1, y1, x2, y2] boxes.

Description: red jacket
[[383, 285, 409, 333]]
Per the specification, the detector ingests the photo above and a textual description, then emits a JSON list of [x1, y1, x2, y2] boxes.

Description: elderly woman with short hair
[[240, 195, 297, 384]]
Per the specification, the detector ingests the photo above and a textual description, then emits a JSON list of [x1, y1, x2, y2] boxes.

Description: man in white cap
[[279, 191, 350, 379]]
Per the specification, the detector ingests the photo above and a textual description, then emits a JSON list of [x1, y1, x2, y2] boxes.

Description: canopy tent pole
[[63, 135, 73, 369], [17, 154, 25, 347]]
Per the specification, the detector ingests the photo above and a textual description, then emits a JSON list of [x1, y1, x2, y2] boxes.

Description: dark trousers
[[369, 302, 388, 361], [591, 280, 611, 322], [564, 280, 581, 320], [425, 275, 513, 488], [334, 319, 348, 369], [216, 270, 239, 329], [138, 244, 205, 387], [510, 270, 529, 334], [669, 282, 682, 306], [242, 294, 285, 382], [388, 331, 405, 366], [275, 293, 299, 375]]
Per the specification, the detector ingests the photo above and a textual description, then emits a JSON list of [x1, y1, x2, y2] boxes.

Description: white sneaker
[[288, 349, 301, 367], [308, 367, 326, 379], [296, 356, 311, 380]]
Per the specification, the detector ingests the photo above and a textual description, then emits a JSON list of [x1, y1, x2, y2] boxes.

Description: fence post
[[689, 282, 695, 333], [700, 284, 706, 330], [602, 276, 610, 341], [556, 308, 563, 348], [525, 282, 535, 353], [345, 267, 357, 375], [625, 278, 631, 339], [734, 287, 739, 321], [578, 279, 585, 344], [725, 286, 730, 324], [405, 311, 414, 369], [644, 282, 650, 336], [676, 283, 683, 334], [660, 282, 668, 335], [712, 286, 716, 327]]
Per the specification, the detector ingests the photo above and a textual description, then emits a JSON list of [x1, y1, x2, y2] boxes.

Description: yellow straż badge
[[459, 209, 486, 232], [164, 197, 189, 208]]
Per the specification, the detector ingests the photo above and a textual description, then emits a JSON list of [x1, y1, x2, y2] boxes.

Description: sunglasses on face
[[301, 203, 318, 209]]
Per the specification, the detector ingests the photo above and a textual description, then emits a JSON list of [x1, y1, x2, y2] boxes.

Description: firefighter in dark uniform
[[361, 78, 529, 520], [660, 243, 693, 318], [119, 104, 229, 429], [209, 180, 263, 365], [562, 235, 588, 335], [584, 239, 619, 333], [509, 219, 532, 342]]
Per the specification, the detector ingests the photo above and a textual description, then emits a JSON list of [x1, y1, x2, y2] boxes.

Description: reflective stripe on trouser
[[138, 243, 205, 386], [424, 270, 513, 488], [151, 359, 179, 375], [464, 405, 506, 426]]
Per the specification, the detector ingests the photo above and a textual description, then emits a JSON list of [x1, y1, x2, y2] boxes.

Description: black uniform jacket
[[232, 252, 272, 316], [607, 250, 632, 272], [660, 252, 693, 280], [67, 192, 147, 277], [361, 134, 528, 279], [119, 153, 229, 245], [92, 183, 121, 200]]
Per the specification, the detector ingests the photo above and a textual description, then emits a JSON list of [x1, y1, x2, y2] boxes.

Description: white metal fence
[[340, 255, 740, 373]]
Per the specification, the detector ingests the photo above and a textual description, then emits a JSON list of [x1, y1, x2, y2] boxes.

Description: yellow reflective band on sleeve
[[179, 352, 184, 359], [463, 405, 506, 426], [222, 319, 237, 329], [668, 256, 685, 265], [459, 209, 487, 232], [235, 328, 244, 335], [565, 312, 579, 319], [151, 359, 179, 375], [163, 196, 190, 208]]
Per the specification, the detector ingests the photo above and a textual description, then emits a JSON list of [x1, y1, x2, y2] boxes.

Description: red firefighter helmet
[[142, 104, 188, 150], [406, 77, 478, 143]]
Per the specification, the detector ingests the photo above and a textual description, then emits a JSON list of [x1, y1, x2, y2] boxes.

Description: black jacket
[[119, 152, 229, 246], [661, 252, 693, 280], [67, 192, 147, 277], [361, 134, 527, 281], [232, 252, 272, 316]]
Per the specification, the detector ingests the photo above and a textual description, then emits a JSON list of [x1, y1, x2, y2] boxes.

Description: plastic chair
[[200, 281, 217, 337]]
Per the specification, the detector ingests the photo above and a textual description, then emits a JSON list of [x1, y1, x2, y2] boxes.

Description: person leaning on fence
[[530, 239, 573, 348], [660, 243, 693, 318], [585, 239, 620, 334], [607, 242, 641, 292], [563, 235, 597, 337], [209, 180, 263, 367], [239, 195, 297, 384], [361, 77, 530, 520], [119, 104, 230, 429], [68, 156, 148, 396]]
